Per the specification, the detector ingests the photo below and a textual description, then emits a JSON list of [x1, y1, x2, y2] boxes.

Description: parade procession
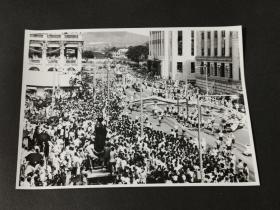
[[16, 27, 259, 188]]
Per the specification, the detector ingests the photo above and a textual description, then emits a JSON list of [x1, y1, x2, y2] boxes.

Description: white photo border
[[16, 26, 260, 189]]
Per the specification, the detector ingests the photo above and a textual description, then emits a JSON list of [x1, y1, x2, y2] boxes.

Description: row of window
[[150, 31, 164, 56], [152, 30, 233, 57], [199, 62, 233, 78], [200, 31, 232, 57], [176, 61, 233, 79], [176, 62, 196, 73], [29, 47, 78, 59], [28, 67, 76, 71], [177, 31, 195, 56]]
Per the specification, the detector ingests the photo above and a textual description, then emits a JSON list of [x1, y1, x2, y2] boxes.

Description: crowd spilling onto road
[[140, 78, 247, 135], [19, 69, 250, 187]]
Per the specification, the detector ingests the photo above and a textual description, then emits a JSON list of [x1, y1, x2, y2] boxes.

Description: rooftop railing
[[64, 34, 79, 39], [47, 34, 61, 39], [30, 34, 44, 38], [66, 59, 77, 64]]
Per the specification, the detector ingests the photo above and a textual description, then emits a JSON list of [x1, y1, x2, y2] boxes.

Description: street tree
[[126, 45, 148, 63], [104, 46, 118, 58]]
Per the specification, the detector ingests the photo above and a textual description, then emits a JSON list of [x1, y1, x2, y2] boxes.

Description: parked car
[[243, 144, 252, 156]]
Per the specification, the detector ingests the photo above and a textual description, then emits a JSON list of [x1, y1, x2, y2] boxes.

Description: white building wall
[[25, 32, 83, 88], [148, 28, 196, 82], [232, 31, 240, 81], [162, 31, 169, 79], [171, 30, 178, 80]]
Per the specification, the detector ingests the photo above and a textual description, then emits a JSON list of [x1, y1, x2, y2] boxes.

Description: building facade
[[24, 32, 83, 95], [148, 29, 196, 82], [195, 29, 241, 94], [148, 28, 242, 94]]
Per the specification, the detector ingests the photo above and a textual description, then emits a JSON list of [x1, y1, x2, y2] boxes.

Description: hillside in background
[[82, 31, 149, 51]]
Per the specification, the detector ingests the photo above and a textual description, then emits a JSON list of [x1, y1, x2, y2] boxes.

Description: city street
[[123, 72, 255, 181]]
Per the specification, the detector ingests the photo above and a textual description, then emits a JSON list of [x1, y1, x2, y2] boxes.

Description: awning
[[47, 43, 60, 48], [65, 44, 78, 48], [30, 43, 42, 47], [26, 87, 37, 90], [237, 90, 243, 94]]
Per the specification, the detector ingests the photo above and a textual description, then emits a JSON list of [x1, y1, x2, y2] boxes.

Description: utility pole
[[140, 83, 143, 138], [177, 95, 180, 114], [196, 94, 238, 183], [52, 69, 56, 108], [185, 82, 189, 119], [92, 66, 96, 101], [197, 95, 204, 183], [205, 66, 209, 95], [107, 63, 109, 100]]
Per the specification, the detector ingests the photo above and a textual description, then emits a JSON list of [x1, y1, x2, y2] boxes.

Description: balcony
[[30, 34, 44, 38], [29, 58, 41, 64], [195, 56, 232, 62], [66, 59, 77, 64], [47, 34, 61, 39], [64, 34, 79, 39], [47, 58, 59, 64]]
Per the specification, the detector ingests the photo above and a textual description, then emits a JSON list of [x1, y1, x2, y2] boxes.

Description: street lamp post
[[52, 67, 61, 109], [140, 76, 148, 138], [185, 82, 189, 119], [197, 96, 203, 182], [52, 69, 56, 108], [140, 82, 144, 138], [204, 66, 209, 95], [177, 95, 180, 114], [92, 66, 96, 101], [107, 63, 109, 100]]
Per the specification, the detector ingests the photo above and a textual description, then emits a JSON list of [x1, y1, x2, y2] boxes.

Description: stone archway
[[47, 67, 58, 71]]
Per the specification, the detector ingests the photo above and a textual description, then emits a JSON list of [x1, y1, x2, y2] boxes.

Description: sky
[[125, 28, 150, 36]]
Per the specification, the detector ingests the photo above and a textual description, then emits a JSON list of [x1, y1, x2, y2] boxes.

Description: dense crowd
[[19, 74, 250, 187], [145, 79, 246, 135]]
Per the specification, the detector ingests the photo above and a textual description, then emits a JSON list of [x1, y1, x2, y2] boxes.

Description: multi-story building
[[148, 29, 196, 82], [24, 31, 83, 96], [148, 27, 242, 95], [195, 29, 241, 94]]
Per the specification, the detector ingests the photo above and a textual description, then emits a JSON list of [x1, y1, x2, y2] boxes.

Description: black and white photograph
[[16, 26, 259, 189]]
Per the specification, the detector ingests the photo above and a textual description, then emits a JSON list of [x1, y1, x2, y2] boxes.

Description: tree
[[126, 45, 148, 63], [147, 59, 160, 76], [104, 46, 118, 59], [82, 50, 95, 59]]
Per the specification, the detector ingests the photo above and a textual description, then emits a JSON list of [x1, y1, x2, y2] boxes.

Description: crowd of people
[[19, 71, 250, 187], [142, 78, 246, 136]]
